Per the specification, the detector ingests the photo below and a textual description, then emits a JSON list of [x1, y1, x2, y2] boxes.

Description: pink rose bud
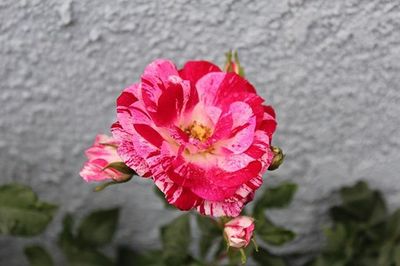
[[224, 216, 255, 248], [80, 134, 133, 182]]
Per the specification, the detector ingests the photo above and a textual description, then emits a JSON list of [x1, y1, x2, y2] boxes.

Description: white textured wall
[[1, 0, 400, 265]]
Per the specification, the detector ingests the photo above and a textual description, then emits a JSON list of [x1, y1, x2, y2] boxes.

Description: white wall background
[[1, 0, 400, 265]]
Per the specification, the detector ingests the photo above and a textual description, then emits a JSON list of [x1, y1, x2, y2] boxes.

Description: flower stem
[[94, 181, 118, 192]]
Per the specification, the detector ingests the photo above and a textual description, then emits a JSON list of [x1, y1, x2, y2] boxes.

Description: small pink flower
[[224, 216, 255, 248], [80, 134, 127, 182], [112, 59, 276, 216]]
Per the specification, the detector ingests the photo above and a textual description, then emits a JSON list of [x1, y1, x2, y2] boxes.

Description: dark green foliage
[[117, 247, 164, 266], [60, 247, 114, 266], [161, 214, 191, 266], [196, 215, 221, 258], [253, 182, 297, 248], [58, 209, 119, 266], [227, 248, 247, 265], [24, 245, 54, 266], [256, 216, 296, 246], [253, 182, 298, 216], [115, 214, 197, 266], [120, 214, 201, 266], [253, 248, 287, 266], [4, 178, 298, 266], [0, 183, 57, 236], [77, 208, 119, 246], [307, 181, 400, 266], [152, 182, 297, 266]]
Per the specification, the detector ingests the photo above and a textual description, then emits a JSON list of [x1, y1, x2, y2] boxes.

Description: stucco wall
[[1, 0, 400, 265]]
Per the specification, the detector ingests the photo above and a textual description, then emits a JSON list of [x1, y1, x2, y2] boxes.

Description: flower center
[[185, 121, 211, 141]]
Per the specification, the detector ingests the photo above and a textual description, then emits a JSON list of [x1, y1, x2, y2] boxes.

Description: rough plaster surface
[[1, 0, 400, 265]]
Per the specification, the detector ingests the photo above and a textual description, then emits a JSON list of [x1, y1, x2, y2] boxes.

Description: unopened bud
[[268, 146, 285, 171], [94, 162, 136, 192], [224, 216, 254, 248], [224, 50, 245, 77], [80, 134, 136, 185], [103, 162, 136, 177]]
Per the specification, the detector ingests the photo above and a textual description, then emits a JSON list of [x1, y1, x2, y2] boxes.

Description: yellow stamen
[[184, 121, 211, 141]]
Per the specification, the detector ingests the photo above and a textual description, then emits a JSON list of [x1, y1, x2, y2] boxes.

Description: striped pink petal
[[112, 59, 277, 217]]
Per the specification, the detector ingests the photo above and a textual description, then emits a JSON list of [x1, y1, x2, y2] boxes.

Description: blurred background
[[1, 0, 400, 265]]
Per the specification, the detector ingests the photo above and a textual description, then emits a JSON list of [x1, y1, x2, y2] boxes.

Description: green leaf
[[377, 242, 393, 266], [340, 181, 371, 204], [256, 216, 295, 246], [336, 181, 388, 223], [226, 245, 255, 265], [196, 215, 221, 257], [227, 248, 243, 266], [307, 256, 346, 266], [161, 214, 191, 266], [367, 192, 387, 226], [199, 234, 214, 259], [387, 210, 400, 240], [252, 183, 297, 247], [309, 182, 397, 266], [116, 246, 136, 266], [213, 238, 227, 261], [358, 256, 379, 266], [57, 215, 112, 266], [57, 214, 114, 266], [253, 182, 297, 216], [253, 247, 286, 266], [393, 245, 400, 266], [186, 262, 207, 266], [183, 256, 207, 266], [117, 247, 164, 266], [329, 206, 355, 224], [196, 214, 219, 233], [65, 248, 114, 266], [77, 208, 119, 247], [0, 183, 57, 236], [323, 224, 347, 253], [24, 245, 54, 266], [58, 214, 75, 248]]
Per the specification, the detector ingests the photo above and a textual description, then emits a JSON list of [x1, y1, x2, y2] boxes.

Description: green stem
[[94, 181, 118, 192]]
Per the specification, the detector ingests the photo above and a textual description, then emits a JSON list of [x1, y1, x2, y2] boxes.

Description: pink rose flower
[[80, 134, 127, 182], [224, 216, 255, 248], [112, 59, 276, 217]]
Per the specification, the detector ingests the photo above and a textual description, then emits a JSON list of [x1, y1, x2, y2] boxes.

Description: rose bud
[[224, 50, 245, 77], [80, 134, 134, 183], [268, 146, 285, 171], [224, 216, 255, 248]]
